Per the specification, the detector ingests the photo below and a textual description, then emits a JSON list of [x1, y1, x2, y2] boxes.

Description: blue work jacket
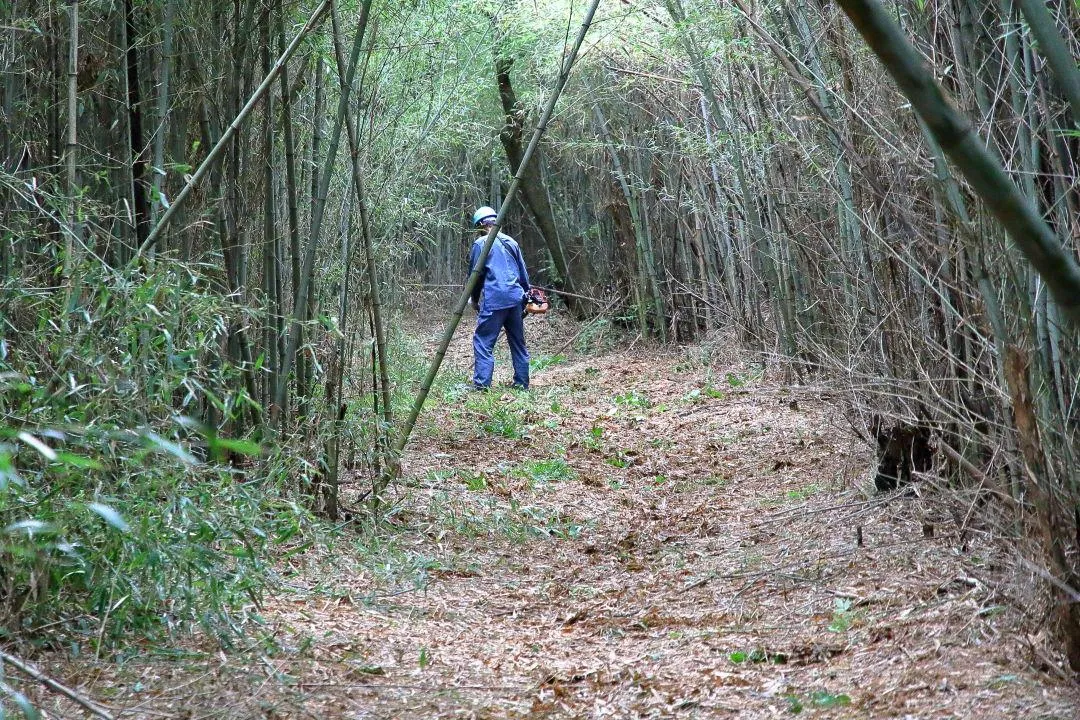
[[468, 232, 531, 312]]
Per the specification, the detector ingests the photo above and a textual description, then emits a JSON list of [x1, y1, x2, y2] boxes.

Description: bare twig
[[0, 650, 115, 720]]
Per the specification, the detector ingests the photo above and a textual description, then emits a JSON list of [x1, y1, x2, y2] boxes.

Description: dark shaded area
[[872, 419, 934, 492]]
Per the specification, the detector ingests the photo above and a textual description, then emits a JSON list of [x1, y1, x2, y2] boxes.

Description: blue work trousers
[[473, 305, 529, 389]]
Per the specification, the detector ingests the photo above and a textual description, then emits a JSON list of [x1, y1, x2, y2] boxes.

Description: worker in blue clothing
[[467, 206, 531, 391]]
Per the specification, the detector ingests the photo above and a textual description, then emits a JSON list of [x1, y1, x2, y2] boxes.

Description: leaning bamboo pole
[[834, 0, 1080, 326], [134, 0, 331, 258], [385, 0, 604, 486]]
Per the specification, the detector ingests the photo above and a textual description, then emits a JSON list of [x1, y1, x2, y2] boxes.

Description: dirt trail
[[27, 319, 1080, 718]]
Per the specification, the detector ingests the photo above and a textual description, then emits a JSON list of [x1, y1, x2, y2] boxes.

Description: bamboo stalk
[[329, 0, 393, 454], [134, 0, 330, 259], [0, 650, 114, 720], [834, 0, 1080, 326], [149, 0, 174, 233], [389, 0, 603, 466], [62, 0, 78, 293], [1014, 0, 1080, 128], [261, 4, 279, 418], [276, 0, 372, 417]]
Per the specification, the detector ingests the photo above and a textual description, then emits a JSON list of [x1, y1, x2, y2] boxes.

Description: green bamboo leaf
[[87, 502, 131, 533], [16, 431, 57, 460], [142, 432, 199, 465], [211, 437, 262, 457], [55, 452, 104, 470]]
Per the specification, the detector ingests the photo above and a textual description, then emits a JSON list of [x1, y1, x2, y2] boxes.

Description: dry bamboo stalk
[[134, 0, 331, 258], [0, 650, 115, 720], [834, 0, 1080, 326]]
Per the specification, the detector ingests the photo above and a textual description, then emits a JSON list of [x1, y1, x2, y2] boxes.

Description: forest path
[[36, 318, 1080, 718], [244, 317, 1077, 718]]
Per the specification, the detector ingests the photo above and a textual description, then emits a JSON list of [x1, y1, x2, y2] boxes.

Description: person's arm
[[511, 241, 531, 292], [468, 241, 483, 307]]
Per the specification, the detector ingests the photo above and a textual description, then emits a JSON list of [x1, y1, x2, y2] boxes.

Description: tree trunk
[[494, 56, 593, 316]]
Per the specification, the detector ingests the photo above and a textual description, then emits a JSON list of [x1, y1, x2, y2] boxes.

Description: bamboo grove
[[1, 0, 1078, 666]]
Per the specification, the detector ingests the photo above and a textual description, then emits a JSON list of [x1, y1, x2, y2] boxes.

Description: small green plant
[[462, 472, 487, 491], [827, 598, 858, 632], [785, 484, 821, 501], [785, 695, 804, 714], [613, 390, 651, 410], [780, 690, 853, 714], [516, 457, 576, 484], [583, 425, 604, 451], [481, 407, 526, 439], [606, 452, 630, 469], [810, 691, 851, 709], [683, 385, 726, 404], [729, 647, 787, 664], [530, 354, 565, 373]]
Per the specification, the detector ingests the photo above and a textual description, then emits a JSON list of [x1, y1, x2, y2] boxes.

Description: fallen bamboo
[[0, 650, 115, 720]]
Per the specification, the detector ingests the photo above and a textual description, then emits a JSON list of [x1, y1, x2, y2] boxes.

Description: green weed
[[827, 598, 859, 632], [785, 484, 821, 501], [480, 407, 526, 439], [683, 385, 727, 404], [583, 425, 605, 451], [729, 647, 787, 664], [515, 458, 576, 485], [782, 690, 852, 714], [461, 472, 487, 491], [530, 354, 565, 373], [613, 390, 651, 410]]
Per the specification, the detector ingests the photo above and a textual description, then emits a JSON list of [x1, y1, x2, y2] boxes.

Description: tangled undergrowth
[[0, 267, 321, 650]]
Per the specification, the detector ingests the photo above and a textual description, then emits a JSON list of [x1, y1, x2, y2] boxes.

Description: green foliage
[[613, 390, 651, 410], [0, 267, 316, 646], [461, 471, 487, 491], [728, 647, 787, 664], [785, 695, 804, 714], [514, 457, 576, 485], [480, 406, 526, 438], [783, 690, 852, 714], [827, 598, 859, 633], [529, 354, 565, 373], [683, 385, 726, 403], [606, 453, 630, 469], [810, 691, 851, 708], [464, 385, 544, 439], [583, 425, 605, 451]]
